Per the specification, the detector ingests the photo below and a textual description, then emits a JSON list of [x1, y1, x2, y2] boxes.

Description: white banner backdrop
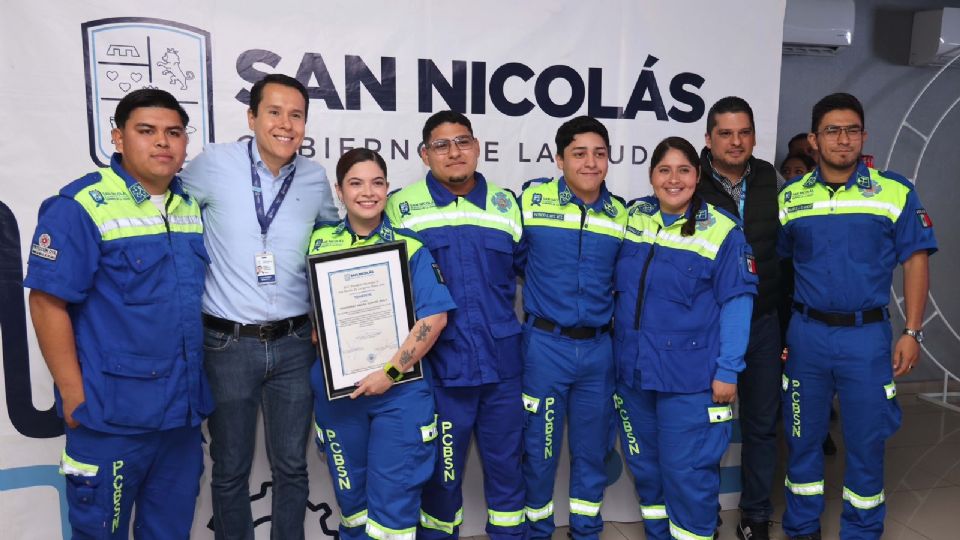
[[0, 1, 785, 537]]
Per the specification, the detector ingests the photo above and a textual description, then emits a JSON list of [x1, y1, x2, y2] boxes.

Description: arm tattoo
[[399, 348, 415, 367], [415, 322, 432, 342]]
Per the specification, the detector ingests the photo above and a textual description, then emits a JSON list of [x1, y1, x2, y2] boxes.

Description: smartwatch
[[383, 363, 404, 382]]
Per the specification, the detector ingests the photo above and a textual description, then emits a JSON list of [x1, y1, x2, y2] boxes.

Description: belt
[[202, 313, 310, 342], [527, 315, 610, 340], [792, 303, 887, 327]]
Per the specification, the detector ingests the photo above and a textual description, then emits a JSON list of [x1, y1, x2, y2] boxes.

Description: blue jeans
[[737, 311, 782, 522], [203, 319, 315, 540]]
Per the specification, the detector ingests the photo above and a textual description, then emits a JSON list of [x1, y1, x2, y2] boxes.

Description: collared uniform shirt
[[520, 177, 627, 328], [614, 198, 758, 393], [24, 154, 214, 434], [386, 172, 523, 387], [180, 139, 339, 323], [777, 163, 937, 313]]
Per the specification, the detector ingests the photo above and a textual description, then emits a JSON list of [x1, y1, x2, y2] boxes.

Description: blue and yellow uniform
[[518, 177, 626, 540], [614, 197, 757, 540], [387, 172, 525, 540], [309, 215, 456, 540], [778, 163, 937, 538], [23, 154, 213, 538]]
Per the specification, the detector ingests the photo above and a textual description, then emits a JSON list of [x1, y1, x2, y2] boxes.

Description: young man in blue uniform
[[25, 89, 213, 538], [778, 93, 936, 540], [387, 111, 525, 540], [180, 74, 338, 539], [519, 116, 627, 540]]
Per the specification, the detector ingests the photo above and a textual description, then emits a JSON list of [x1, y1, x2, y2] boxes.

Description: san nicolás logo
[[82, 17, 214, 167]]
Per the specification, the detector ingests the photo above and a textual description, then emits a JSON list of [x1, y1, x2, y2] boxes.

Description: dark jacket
[[697, 148, 782, 318]]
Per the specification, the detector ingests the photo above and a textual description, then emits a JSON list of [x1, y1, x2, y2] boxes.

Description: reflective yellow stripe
[[708, 406, 733, 423], [669, 520, 713, 540], [785, 477, 825, 496], [640, 504, 668, 520], [419, 508, 463, 534], [884, 382, 896, 400], [843, 487, 885, 509], [421, 419, 438, 443], [522, 393, 540, 413], [487, 508, 525, 527], [524, 501, 554, 521], [60, 450, 99, 477], [399, 211, 522, 240], [569, 498, 601, 516], [341, 509, 367, 528], [366, 518, 415, 540]]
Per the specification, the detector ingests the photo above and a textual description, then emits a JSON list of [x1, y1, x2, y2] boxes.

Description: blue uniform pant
[[737, 311, 782, 521], [202, 321, 315, 540], [782, 317, 901, 539], [521, 325, 614, 540], [614, 384, 732, 540], [61, 424, 203, 539], [312, 363, 437, 540], [418, 379, 525, 540]]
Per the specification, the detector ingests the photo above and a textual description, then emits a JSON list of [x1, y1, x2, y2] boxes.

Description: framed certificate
[[307, 241, 420, 400]]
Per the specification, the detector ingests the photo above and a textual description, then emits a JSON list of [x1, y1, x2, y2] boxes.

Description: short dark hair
[[706, 96, 755, 133], [555, 116, 610, 155], [335, 148, 387, 186], [114, 88, 188, 129], [781, 152, 817, 172], [811, 92, 864, 132], [788, 132, 809, 149], [422, 110, 473, 143], [249, 74, 310, 119], [649, 136, 701, 238]]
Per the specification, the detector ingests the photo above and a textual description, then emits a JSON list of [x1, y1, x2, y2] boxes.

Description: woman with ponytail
[[612, 136, 758, 540]]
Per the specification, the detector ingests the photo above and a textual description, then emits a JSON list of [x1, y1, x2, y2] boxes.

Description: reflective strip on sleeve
[[487, 508, 525, 527], [366, 519, 415, 540], [884, 382, 896, 400], [569, 498, 601, 517], [669, 520, 714, 540], [640, 504, 667, 520], [785, 477, 825, 496], [708, 406, 733, 423], [60, 451, 99, 477], [421, 419, 438, 443], [782, 374, 789, 392], [419, 508, 463, 534], [584, 215, 626, 236], [522, 393, 540, 413], [524, 501, 554, 522], [843, 487, 885, 510], [341, 509, 368, 528]]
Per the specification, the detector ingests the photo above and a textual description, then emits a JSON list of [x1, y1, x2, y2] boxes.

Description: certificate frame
[[307, 241, 419, 400]]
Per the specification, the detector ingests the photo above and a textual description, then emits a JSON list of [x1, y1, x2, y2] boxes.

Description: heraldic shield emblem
[[82, 18, 214, 167]]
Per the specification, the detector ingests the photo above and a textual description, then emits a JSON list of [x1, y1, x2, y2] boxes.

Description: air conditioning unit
[[782, 0, 855, 56], [909, 8, 960, 67]]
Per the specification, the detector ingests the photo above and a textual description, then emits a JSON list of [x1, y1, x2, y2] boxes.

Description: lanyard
[[737, 176, 747, 219], [248, 139, 296, 238]]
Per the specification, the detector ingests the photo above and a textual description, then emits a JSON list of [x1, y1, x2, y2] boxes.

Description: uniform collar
[[250, 137, 297, 178], [426, 171, 488, 209], [653, 197, 707, 228], [557, 176, 616, 216], [335, 213, 396, 243], [808, 161, 870, 190], [110, 153, 190, 205]]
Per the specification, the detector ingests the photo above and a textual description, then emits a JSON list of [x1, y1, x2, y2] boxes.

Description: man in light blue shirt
[[181, 73, 338, 540]]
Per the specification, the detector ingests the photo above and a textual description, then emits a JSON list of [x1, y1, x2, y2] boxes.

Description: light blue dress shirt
[[181, 139, 339, 323]]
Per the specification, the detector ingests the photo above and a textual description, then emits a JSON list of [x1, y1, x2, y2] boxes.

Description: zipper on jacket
[[578, 205, 587, 257], [633, 225, 661, 330]]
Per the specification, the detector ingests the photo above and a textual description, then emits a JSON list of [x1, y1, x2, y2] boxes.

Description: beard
[[712, 152, 749, 175], [820, 152, 859, 171], [446, 174, 471, 184]]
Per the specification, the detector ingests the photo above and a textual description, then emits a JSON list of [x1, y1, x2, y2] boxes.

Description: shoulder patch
[[630, 197, 659, 216], [490, 191, 514, 213], [916, 208, 933, 228], [31, 233, 59, 261], [431, 262, 446, 284]]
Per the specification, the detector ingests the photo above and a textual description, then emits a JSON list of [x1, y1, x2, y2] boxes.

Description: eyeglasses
[[425, 135, 474, 154], [818, 125, 863, 140]]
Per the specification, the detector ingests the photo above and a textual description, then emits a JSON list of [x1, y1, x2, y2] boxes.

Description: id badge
[[255, 252, 277, 284]]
